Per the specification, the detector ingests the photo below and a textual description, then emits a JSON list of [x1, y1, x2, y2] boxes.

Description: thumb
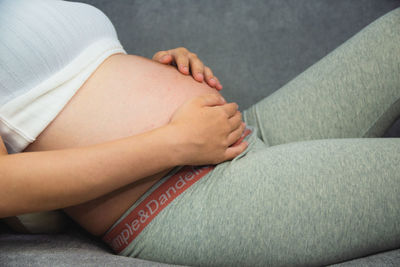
[[198, 94, 226, 107]]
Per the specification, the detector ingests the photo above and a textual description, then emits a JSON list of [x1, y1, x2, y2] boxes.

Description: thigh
[[244, 8, 400, 146], [125, 138, 400, 266]]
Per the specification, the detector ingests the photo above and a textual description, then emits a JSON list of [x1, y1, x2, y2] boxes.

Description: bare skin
[[22, 52, 245, 236]]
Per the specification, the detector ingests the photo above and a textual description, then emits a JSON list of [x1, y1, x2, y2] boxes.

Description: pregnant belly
[[25, 54, 222, 235]]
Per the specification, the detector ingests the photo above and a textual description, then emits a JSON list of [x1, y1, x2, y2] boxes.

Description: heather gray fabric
[[113, 7, 400, 266]]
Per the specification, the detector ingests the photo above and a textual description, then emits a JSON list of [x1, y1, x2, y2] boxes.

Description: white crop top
[[0, 0, 126, 153]]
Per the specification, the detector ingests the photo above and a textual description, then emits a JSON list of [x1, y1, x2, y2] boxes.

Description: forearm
[[0, 125, 179, 218]]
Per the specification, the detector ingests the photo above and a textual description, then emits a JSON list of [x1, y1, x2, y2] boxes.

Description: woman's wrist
[[155, 124, 187, 167]]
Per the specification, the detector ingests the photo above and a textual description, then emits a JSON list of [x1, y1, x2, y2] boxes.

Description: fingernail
[[161, 55, 169, 61], [220, 96, 226, 103], [196, 73, 204, 81], [182, 66, 189, 73], [209, 78, 216, 84]]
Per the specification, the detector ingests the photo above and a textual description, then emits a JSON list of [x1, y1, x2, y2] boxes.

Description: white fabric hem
[[0, 38, 126, 153]]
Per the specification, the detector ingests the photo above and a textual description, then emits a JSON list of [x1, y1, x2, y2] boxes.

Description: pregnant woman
[[1, 1, 399, 266]]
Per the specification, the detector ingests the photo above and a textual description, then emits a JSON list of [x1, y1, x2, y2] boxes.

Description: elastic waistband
[[102, 127, 253, 254], [102, 165, 215, 253]]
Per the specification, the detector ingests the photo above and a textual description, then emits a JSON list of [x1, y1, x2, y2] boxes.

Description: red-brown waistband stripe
[[102, 128, 252, 253], [102, 165, 215, 253]]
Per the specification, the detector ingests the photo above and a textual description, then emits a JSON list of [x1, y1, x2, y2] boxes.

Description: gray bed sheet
[[0, 221, 399, 266]]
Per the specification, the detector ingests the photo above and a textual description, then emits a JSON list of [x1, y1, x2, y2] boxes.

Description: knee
[[374, 7, 400, 33], [386, 6, 400, 18], [361, 7, 400, 56]]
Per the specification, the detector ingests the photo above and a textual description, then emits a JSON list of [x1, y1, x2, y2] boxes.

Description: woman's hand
[[152, 47, 223, 90], [167, 94, 247, 165]]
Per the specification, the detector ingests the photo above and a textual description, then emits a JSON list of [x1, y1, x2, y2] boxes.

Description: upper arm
[[0, 137, 8, 156]]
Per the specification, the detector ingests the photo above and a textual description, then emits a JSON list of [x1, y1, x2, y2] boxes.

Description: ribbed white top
[[0, 0, 126, 153]]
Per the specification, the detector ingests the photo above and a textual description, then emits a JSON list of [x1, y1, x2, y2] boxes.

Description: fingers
[[172, 48, 190, 75], [224, 141, 248, 161], [153, 47, 223, 90], [214, 76, 223, 90], [220, 102, 239, 118], [189, 54, 205, 82], [152, 51, 173, 64], [227, 121, 246, 145], [204, 66, 223, 90], [204, 66, 215, 87], [191, 61, 223, 90], [197, 93, 226, 107], [228, 110, 243, 131]]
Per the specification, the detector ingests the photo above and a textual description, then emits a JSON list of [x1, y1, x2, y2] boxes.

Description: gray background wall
[[73, 0, 400, 110]]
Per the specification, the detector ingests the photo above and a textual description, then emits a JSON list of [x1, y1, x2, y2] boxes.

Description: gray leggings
[[118, 8, 400, 266]]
